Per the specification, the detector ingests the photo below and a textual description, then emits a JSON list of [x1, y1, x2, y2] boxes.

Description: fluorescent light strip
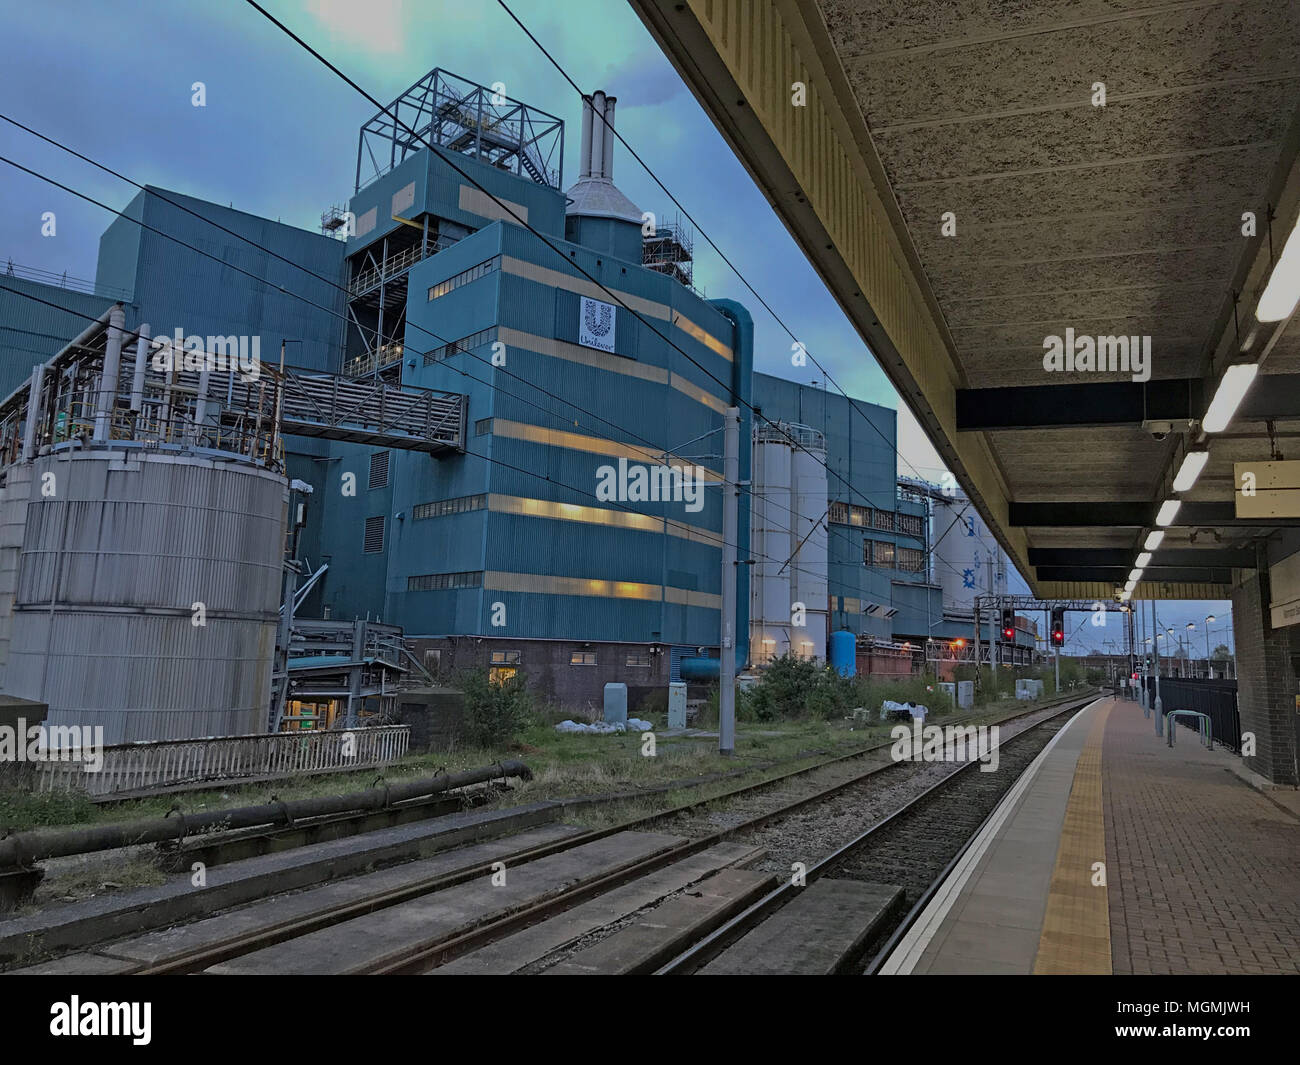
[[1202, 363, 1259, 433], [1156, 500, 1181, 527], [1257, 217, 1300, 322], [1144, 530, 1165, 551], [1172, 450, 1209, 493], [1136, 552, 1152, 568], [1128, 568, 1143, 583]]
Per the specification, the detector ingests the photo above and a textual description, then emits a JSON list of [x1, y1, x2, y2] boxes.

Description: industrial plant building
[[0, 68, 1026, 739]]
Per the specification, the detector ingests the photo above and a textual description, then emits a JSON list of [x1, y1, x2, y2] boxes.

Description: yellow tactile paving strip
[[1033, 702, 1113, 974]]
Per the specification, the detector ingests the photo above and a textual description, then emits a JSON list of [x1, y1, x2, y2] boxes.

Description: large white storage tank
[[749, 423, 828, 664], [932, 490, 1007, 613], [4, 449, 287, 743]]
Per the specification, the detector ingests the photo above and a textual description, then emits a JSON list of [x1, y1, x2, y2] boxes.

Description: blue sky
[[0, 0, 1233, 650]]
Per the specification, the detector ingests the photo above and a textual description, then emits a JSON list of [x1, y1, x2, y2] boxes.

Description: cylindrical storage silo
[[933, 492, 1007, 614], [749, 428, 794, 664], [789, 429, 828, 661], [829, 629, 857, 677], [4, 449, 287, 743], [0, 461, 35, 684]]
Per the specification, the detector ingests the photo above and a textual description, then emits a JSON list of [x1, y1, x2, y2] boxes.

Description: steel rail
[[129, 691, 1093, 974], [653, 693, 1099, 974]]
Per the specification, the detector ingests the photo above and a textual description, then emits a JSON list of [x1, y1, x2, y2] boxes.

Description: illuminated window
[[424, 326, 498, 364], [570, 651, 597, 665], [625, 653, 650, 667], [427, 256, 499, 301], [490, 650, 521, 665]]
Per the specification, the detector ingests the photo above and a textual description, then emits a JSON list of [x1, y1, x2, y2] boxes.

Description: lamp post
[[1204, 615, 1215, 678]]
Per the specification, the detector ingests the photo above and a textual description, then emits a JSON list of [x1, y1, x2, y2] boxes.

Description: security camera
[[1145, 420, 1172, 441]]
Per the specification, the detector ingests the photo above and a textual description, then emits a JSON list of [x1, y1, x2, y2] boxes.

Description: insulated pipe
[[601, 96, 616, 181], [589, 91, 607, 179], [20, 363, 45, 462], [0, 760, 532, 868], [129, 323, 151, 413], [92, 305, 126, 442], [192, 368, 211, 445], [579, 96, 594, 179]]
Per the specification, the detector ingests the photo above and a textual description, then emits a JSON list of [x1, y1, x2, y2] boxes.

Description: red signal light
[[1003, 627, 1015, 640]]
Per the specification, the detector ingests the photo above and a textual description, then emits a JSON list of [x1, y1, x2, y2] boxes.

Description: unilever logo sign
[[579, 296, 616, 353]]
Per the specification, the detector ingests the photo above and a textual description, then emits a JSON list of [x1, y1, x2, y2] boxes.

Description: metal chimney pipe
[[601, 96, 617, 181], [130, 323, 151, 413], [92, 304, 126, 442], [589, 90, 607, 179], [579, 96, 594, 179]]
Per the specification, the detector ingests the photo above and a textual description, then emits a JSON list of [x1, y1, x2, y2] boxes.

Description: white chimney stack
[[580, 91, 616, 180]]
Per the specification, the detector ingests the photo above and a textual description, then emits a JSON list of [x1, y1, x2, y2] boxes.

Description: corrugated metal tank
[[0, 462, 34, 683], [4, 450, 287, 743], [749, 424, 828, 663]]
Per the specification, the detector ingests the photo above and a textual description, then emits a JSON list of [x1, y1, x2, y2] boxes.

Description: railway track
[[15, 690, 1096, 975], [656, 699, 1087, 975]]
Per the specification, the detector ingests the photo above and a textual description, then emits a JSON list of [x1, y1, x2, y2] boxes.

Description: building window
[[368, 450, 390, 489], [626, 653, 650, 667], [363, 516, 385, 553], [868, 540, 895, 568], [407, 571, 484, 591], [570, 651, 597, 665], [829, 501, 872, 528], [412, 493, 487, 520], [897, 546, 924, 573], [423, 649, 441, 672], [898, 512, 924, 538], [873, 509, 895, 531], [474, 418, 493, 436], [424, 326, 498, 365], [427, 256, 499, 301], [490, 650, 522, 665]]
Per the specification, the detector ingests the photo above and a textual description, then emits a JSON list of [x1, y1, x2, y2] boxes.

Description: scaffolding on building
[[642, 212, 695, 289]]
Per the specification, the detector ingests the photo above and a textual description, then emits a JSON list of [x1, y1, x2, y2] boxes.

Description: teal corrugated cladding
[[99, 188, 348, 373], [0, 277, 116, 395]]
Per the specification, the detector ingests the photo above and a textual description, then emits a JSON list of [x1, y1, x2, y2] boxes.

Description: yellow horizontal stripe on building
[[484, 570, 720, 610], [501, 257, 733, 362], [487, 494, 721, 546], [459, 186, 530, 226], [498, 328, 731, 415], [502, 257, 667, 319], [489, 420, 724, 482], [670, 372, 728, 414], [672, 311, 732, 361], [497, 327, 668, 385]]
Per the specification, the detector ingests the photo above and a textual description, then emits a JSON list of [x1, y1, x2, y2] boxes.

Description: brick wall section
[[410, 637, 674, 716], [1231, 572, 1300, 785]]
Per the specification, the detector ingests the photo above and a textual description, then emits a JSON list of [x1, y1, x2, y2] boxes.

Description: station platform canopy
[[630, 0, 1300, 601]]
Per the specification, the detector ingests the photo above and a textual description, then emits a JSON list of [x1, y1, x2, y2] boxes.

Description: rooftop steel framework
[[356, 68, 564, 192]]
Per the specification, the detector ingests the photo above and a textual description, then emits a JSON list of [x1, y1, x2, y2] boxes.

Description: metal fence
[[1146, 677, 1241, 752], [33, 725, 411, 798]]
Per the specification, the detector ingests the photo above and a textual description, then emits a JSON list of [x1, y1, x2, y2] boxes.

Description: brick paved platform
[[880, 696, 1300, 975], [1104, 698, 1300, 975]]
